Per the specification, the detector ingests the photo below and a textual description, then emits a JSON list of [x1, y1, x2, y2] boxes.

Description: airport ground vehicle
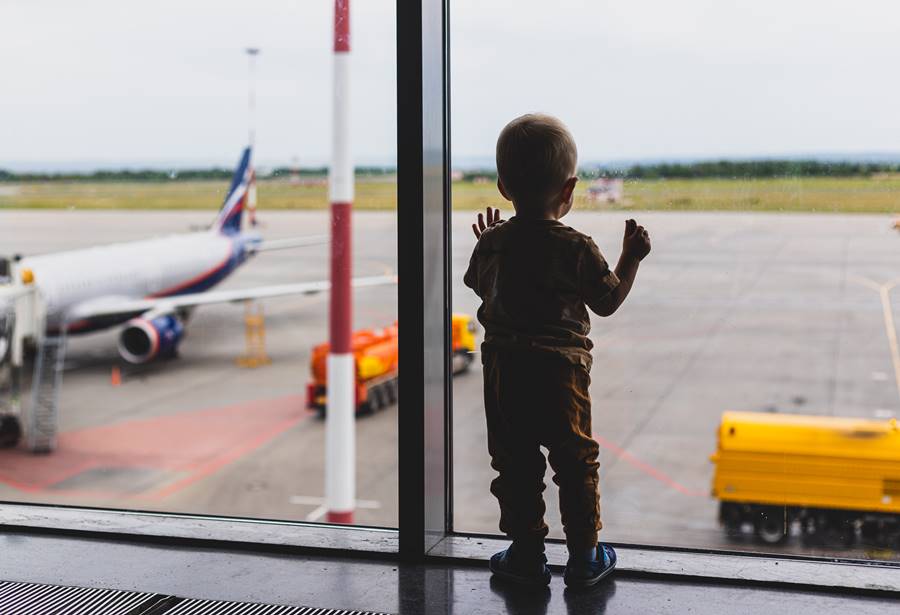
[[710, 411, 900, 547], [306, 313, 477, 416]]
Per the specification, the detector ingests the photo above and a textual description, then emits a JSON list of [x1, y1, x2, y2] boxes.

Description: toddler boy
[[464, 113, 651, 587]]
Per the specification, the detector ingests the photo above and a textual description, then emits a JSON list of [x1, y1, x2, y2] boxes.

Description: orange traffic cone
[[111, 366, 122, 387]]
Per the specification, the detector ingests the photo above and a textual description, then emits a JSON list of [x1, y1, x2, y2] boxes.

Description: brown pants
[[482, 348, 602, 550]]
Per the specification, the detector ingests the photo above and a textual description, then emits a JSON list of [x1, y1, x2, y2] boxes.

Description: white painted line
[[289, 495, 326, 506], [850, 275, 881, 292], [851, 276, 900, 408], [879, 280, 900, 406], [289, 495, 381, 509], [305, 505, 328, 522]]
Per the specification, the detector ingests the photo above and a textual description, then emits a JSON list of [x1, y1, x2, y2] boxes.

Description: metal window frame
[[397, 0, 452, 560], [0, 0, 898, 597]]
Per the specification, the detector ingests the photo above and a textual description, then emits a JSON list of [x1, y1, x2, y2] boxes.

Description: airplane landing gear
[[0, 414, 22, 449]]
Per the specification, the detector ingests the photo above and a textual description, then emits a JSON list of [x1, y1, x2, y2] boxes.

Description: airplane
[[0, 146, 394, 448]]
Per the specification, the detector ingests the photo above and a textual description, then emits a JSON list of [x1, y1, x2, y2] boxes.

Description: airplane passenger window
[[0, 1, 399, 529], [451, 0, 900, 561]]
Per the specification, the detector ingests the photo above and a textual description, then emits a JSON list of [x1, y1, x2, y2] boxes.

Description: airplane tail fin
[[212, 146, 253, 235]]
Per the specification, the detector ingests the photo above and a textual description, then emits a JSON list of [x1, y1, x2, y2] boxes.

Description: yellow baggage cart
[[710, 411, 900, 546]]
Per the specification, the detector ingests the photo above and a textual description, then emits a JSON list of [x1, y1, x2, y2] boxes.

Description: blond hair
[[495, 113, 578, 208]]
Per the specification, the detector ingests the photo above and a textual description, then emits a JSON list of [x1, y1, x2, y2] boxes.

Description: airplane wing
[[251, 235, 329, 253], [66, 275, 397, 322]]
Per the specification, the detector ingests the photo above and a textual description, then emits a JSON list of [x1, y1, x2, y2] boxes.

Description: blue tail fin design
[[212, 147, 252, 235]]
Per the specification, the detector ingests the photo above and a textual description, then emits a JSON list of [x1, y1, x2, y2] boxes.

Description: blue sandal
[[489, 546, 552, 587], [564, 543, 617, 588]]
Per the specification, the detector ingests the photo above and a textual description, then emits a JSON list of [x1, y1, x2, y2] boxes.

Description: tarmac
[[1, 208, 898, 562]]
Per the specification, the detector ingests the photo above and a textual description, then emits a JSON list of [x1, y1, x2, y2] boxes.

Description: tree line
[[0, 166, 394, 182], [621, 160, 900, 179], [2, 160, 898, 182], [459, 159, 900, 182]]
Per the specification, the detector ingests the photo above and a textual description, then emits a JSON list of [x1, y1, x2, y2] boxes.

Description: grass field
[[1, 175, 898, 213]]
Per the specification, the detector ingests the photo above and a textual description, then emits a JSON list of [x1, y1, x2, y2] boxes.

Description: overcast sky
[[3, 0, 899, 170]]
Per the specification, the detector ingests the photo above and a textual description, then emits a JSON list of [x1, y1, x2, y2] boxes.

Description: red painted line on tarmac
[[0, 394, 309, 501], [144, 412, 307, 501], [593, 432, 707, 498], [0, 455, 98, 493], [0, 473, 43, 493]]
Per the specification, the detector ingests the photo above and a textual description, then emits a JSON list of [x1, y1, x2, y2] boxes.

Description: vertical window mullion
[[397, 0, 450, 561]]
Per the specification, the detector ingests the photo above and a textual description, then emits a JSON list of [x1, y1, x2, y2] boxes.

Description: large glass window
[[4, 0, 900, 579], [0, 0, 398, 529], [451, 0, 900, 561]]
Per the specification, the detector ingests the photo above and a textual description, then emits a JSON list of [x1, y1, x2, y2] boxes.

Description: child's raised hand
[[472, 207, 503, 239], [623, 218, 651, 261]]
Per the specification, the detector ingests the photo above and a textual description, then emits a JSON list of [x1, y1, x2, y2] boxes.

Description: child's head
[[495, 113, 578, 218]]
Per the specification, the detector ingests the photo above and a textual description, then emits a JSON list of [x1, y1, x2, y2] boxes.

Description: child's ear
[[497, 178, 513, 202], [561, 176, 578, 203]]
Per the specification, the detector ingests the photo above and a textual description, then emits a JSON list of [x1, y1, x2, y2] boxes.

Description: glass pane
[[452, 0, 900, 561], [0, 1, 398, 529]]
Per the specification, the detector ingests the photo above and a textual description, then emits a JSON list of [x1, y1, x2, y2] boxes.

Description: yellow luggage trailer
[[710, 411, 900, 546]]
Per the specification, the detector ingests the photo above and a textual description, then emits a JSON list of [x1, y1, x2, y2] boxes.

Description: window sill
[[3, 503, 897, 596], [0, 503, 397, 555], [428, 534, 900, 595]]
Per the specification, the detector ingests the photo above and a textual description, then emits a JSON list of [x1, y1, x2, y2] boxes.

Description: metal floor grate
[[166, 598, 389, 615], [0, 582, 390, 615], [0, 581, 162, 615]]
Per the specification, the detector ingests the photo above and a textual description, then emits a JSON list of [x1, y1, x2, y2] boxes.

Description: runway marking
[[306, 505, 328, 522], [289, 495, 381, 508], [145, 411, 308, 501], [594, 433, 706, 498], [851, 276, 900, 406], [291, 496, 381, 522], [0, 394, 310, 501]]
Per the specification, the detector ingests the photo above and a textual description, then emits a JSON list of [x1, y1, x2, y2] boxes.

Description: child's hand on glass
[[623, 218, 651, 261], [472, 207, 503, 239]]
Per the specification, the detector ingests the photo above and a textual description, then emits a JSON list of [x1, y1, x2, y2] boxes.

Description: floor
[[0, 530, 896, 614]]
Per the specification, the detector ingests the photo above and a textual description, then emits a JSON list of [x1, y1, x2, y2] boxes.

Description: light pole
[[245, 47, 259, 226], [325, 0, 354, 524]]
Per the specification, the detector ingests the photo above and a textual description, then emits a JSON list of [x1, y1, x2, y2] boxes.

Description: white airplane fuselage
[[21, 230, 259, 333]]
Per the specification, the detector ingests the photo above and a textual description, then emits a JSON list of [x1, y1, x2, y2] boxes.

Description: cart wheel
[[720, 502, 744, 537], [370, 385, 386, 411], [800, 516, 823, 546], [385, 380, 398, 405], [754, 508, 788, 545], [451, 351, 472, 375], [0, 415, 21, 449], [823, 515, 855, 548], [860, 520, 888, 547]]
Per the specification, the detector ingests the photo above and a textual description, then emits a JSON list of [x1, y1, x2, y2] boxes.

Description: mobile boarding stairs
[[0, 257, 64, 453]]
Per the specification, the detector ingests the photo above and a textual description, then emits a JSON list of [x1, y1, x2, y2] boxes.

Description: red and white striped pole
[[325, 0, 354, 525]]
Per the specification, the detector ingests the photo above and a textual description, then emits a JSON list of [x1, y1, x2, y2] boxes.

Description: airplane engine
[[118, 314, 184, 364]]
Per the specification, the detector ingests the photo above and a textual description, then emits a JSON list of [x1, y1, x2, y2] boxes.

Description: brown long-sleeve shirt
[[464, 216, 620, 369]]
